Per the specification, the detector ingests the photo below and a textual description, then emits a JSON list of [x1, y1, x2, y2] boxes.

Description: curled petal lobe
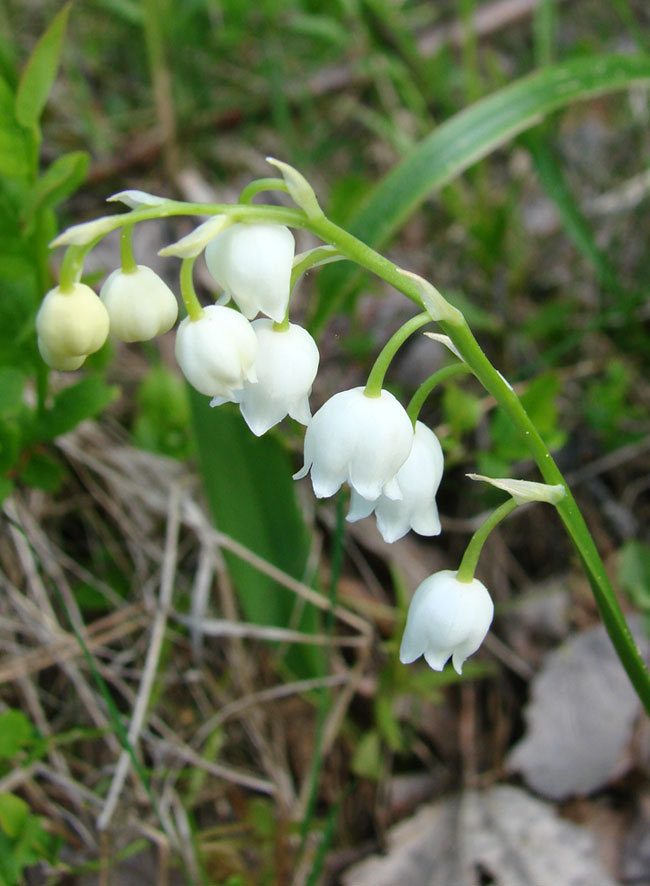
[[399, 570, 494, 675], [295, 387, 413, 501], [232, 319, 319, 436], [347, 490, 375, 523], [347, 421, 443, 544]]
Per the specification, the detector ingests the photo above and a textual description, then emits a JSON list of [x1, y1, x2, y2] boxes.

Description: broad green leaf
[[0, 76, 30, 179], [0, 369, 24, 417], [0, 420, 21, 472], [351, 730, 383, 780], [19, 451, 65, 493], [442, 383, 482, 437], [0, 275, 39, 373], [15, 4, 71, 130], [0, 476, 12, 504], [375, 693, 403, 752], [0, 794, 28, 839], [133, 366, 193, 460], [20, 151, 89, 228], [0, 830, 19, 883], [313, 54, 650, 330], [188, 391, 321, 677], [36, 375, 118, 442], [0, 711, 33, 759]]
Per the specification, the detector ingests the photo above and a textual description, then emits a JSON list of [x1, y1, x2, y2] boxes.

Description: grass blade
[[313, 53, 650, 330]]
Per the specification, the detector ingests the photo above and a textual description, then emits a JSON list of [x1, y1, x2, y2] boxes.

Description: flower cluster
[[38, 171, 498, 675]]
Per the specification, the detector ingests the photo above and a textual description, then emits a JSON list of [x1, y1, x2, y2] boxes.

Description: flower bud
[[100, 265, 178, 342], [175, 304, 258, 398], [400, 570, 494, 674], [348, 420, 444, 542], [36, 283, 109, 368], [204, 223, 294, 322], [467, 474, 566, 505], [211, 318, 319, 436], [37, 337, 86, 371], [294, 387, 414, 501]]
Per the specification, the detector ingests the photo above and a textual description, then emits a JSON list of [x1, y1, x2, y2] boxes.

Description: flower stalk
[[456, 498, 518, 583], [119, 225, 138, 274], [58, 246, 86, 292], [364, 312, 430, 398], [238, 177, 289, 205], [407, 363, 473, 425], [48, 189, 650, 715], [180, 258, 204, 322]]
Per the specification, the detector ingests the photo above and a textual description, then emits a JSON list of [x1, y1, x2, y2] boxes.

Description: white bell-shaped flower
[[204, 223, 294, 322], [100, 265, 178, 342], [294, 387, 414, 500], [211, 318, 319, 436], [347, 420, 444, 543], [36, 283, 109, 370], [175, 304, 257, 398], [400, 570, 494, 674]]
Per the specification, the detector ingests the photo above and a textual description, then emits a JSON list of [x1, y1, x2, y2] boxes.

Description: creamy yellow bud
[[36, 283, 109, 366], [100, 266, 178, 342]]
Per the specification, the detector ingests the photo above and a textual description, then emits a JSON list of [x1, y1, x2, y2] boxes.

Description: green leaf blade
[[188, 391, 321, 677], [15, 3, 71, 130], [36, 376, 119, 442], [313, 54, 650, 330], [21, 151, 89, 228]]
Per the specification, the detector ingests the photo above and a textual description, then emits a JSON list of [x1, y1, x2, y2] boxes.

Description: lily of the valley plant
[[38, 159, 650, 710]]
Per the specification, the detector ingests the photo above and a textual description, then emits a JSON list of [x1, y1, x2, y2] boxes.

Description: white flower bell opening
[[211, 318, 319, 436], [399, 569, 494, 674], [100, 265, 178, 342], [175, 304, 257, 398], [204, 223, 295, 323], [36, 283, 109, 370], [294, 386, 414, 500], [347, 420, 444, 543]]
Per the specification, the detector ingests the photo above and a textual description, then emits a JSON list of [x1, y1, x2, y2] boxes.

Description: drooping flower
[[347, 420, 444, 543], [204, 223, 295, 323], [399, 570, 494, 674], [100, 265, 178, 342], [36, 283, 110, 370], [211, 318, 319, 436], [294, 387, 414, 501], [175, 304, 257, 397]]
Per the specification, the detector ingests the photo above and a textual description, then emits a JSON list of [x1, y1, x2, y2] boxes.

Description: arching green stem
[[290, 246, 343, 291], [364, 312, 431, 398], [180, 258, 204, 321], [456, 498, 518, 583], [239, 178, 290, 205], [50, 197, 650, 713], [58, 246, 86, 292], [407, 363, 473, 425], [120, 225, 137, 273]]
